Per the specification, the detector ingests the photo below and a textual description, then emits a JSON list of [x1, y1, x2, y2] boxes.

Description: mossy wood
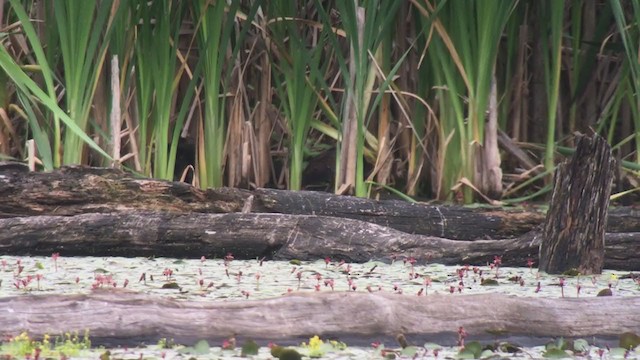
[[0, 211, 638, 269], [0, 290, 638, 346], [539, 134, 616, 274]]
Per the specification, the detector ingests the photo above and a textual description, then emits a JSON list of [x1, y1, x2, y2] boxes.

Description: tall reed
[[133, 1, 187, 180], [415, 0, 516, 202], [540, 0, 564, 177], [0, 0, 111, 168], [611, 0, 640, 165], [192, 0, 243, 188], [54, 0, 116, 165], [318, 0, 401, 196], [268, 1, 326, 190]]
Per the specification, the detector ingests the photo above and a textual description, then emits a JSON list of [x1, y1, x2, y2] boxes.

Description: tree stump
[[539, 133, 615, 274]]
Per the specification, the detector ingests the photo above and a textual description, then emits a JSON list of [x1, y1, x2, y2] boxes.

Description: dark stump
[[539, 133, 615, 274]]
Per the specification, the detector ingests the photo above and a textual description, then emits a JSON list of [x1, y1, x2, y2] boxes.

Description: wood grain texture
[[0, 290, 637, 346], [540, 134, 615, 274]]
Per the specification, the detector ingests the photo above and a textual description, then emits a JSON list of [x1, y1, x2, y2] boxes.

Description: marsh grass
[[1, 1, 638, 202]]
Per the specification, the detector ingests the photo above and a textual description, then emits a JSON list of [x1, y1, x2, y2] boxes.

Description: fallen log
[[1, 164, 638, 240], [253, 188, 545, 240], [0, 212, 638, 269], [1, 290, 638, 346], [0, 164, 250, 216]]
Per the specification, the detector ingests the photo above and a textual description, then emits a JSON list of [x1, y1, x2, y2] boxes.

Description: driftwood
[[1, 165, 638, 240], [540, 134, 615, 274], [1, 212, 639, 269], [1, 290, 638, 346], [1, 164, 639, 347]]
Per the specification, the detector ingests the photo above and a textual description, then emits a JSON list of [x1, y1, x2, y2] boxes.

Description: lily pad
[[620, 332, 640, 350], [597, 288, 613, 296], [542, 348, 570, 358], [240, 339, 259, 356], [161, 282, 180, 289]]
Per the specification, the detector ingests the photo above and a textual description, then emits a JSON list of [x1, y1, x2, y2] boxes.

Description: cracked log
[[0, 164, 638, 240], [1, 290, 638, 346], [0, 212, 638, 269], [540, 134, 615, 274]]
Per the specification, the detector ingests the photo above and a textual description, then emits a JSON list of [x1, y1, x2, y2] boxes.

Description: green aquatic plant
[[240, 339, 259, 356], [270, 344, 302, 360], [457, 341, 485, 359], [301, 335, 330, 358], [620, 332, 640, 350], [0, 330, 92, 358]]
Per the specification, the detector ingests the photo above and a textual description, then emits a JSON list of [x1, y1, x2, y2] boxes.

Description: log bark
[[540, 134, 615, 274], [0, 164, 250, 216], [1, 290, 638, 346], [253, 188, 545, 240], [1, 212, 638, 269], [2, 164, 638, 241]]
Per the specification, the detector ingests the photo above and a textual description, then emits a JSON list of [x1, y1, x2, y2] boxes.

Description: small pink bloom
[[52, 252, 60, 272]]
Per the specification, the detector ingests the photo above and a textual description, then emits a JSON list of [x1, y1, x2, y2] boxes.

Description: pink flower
[[52, 252, 60, 272]]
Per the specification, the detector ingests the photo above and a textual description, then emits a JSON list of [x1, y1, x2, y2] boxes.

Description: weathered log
[[254, 189, 639, 237], [1, 164, 637, 240], [253, 188, 545, 240], [0, 165, 250, 216], [1, 290, 638, 346], [540, 134, 615, 274], [0, 212, 638, 269]]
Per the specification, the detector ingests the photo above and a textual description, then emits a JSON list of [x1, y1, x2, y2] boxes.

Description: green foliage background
[[0, 0, 638, 203]]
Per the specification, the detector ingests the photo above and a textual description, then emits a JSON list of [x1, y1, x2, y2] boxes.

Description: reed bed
[[0, 0, 638, 203]]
